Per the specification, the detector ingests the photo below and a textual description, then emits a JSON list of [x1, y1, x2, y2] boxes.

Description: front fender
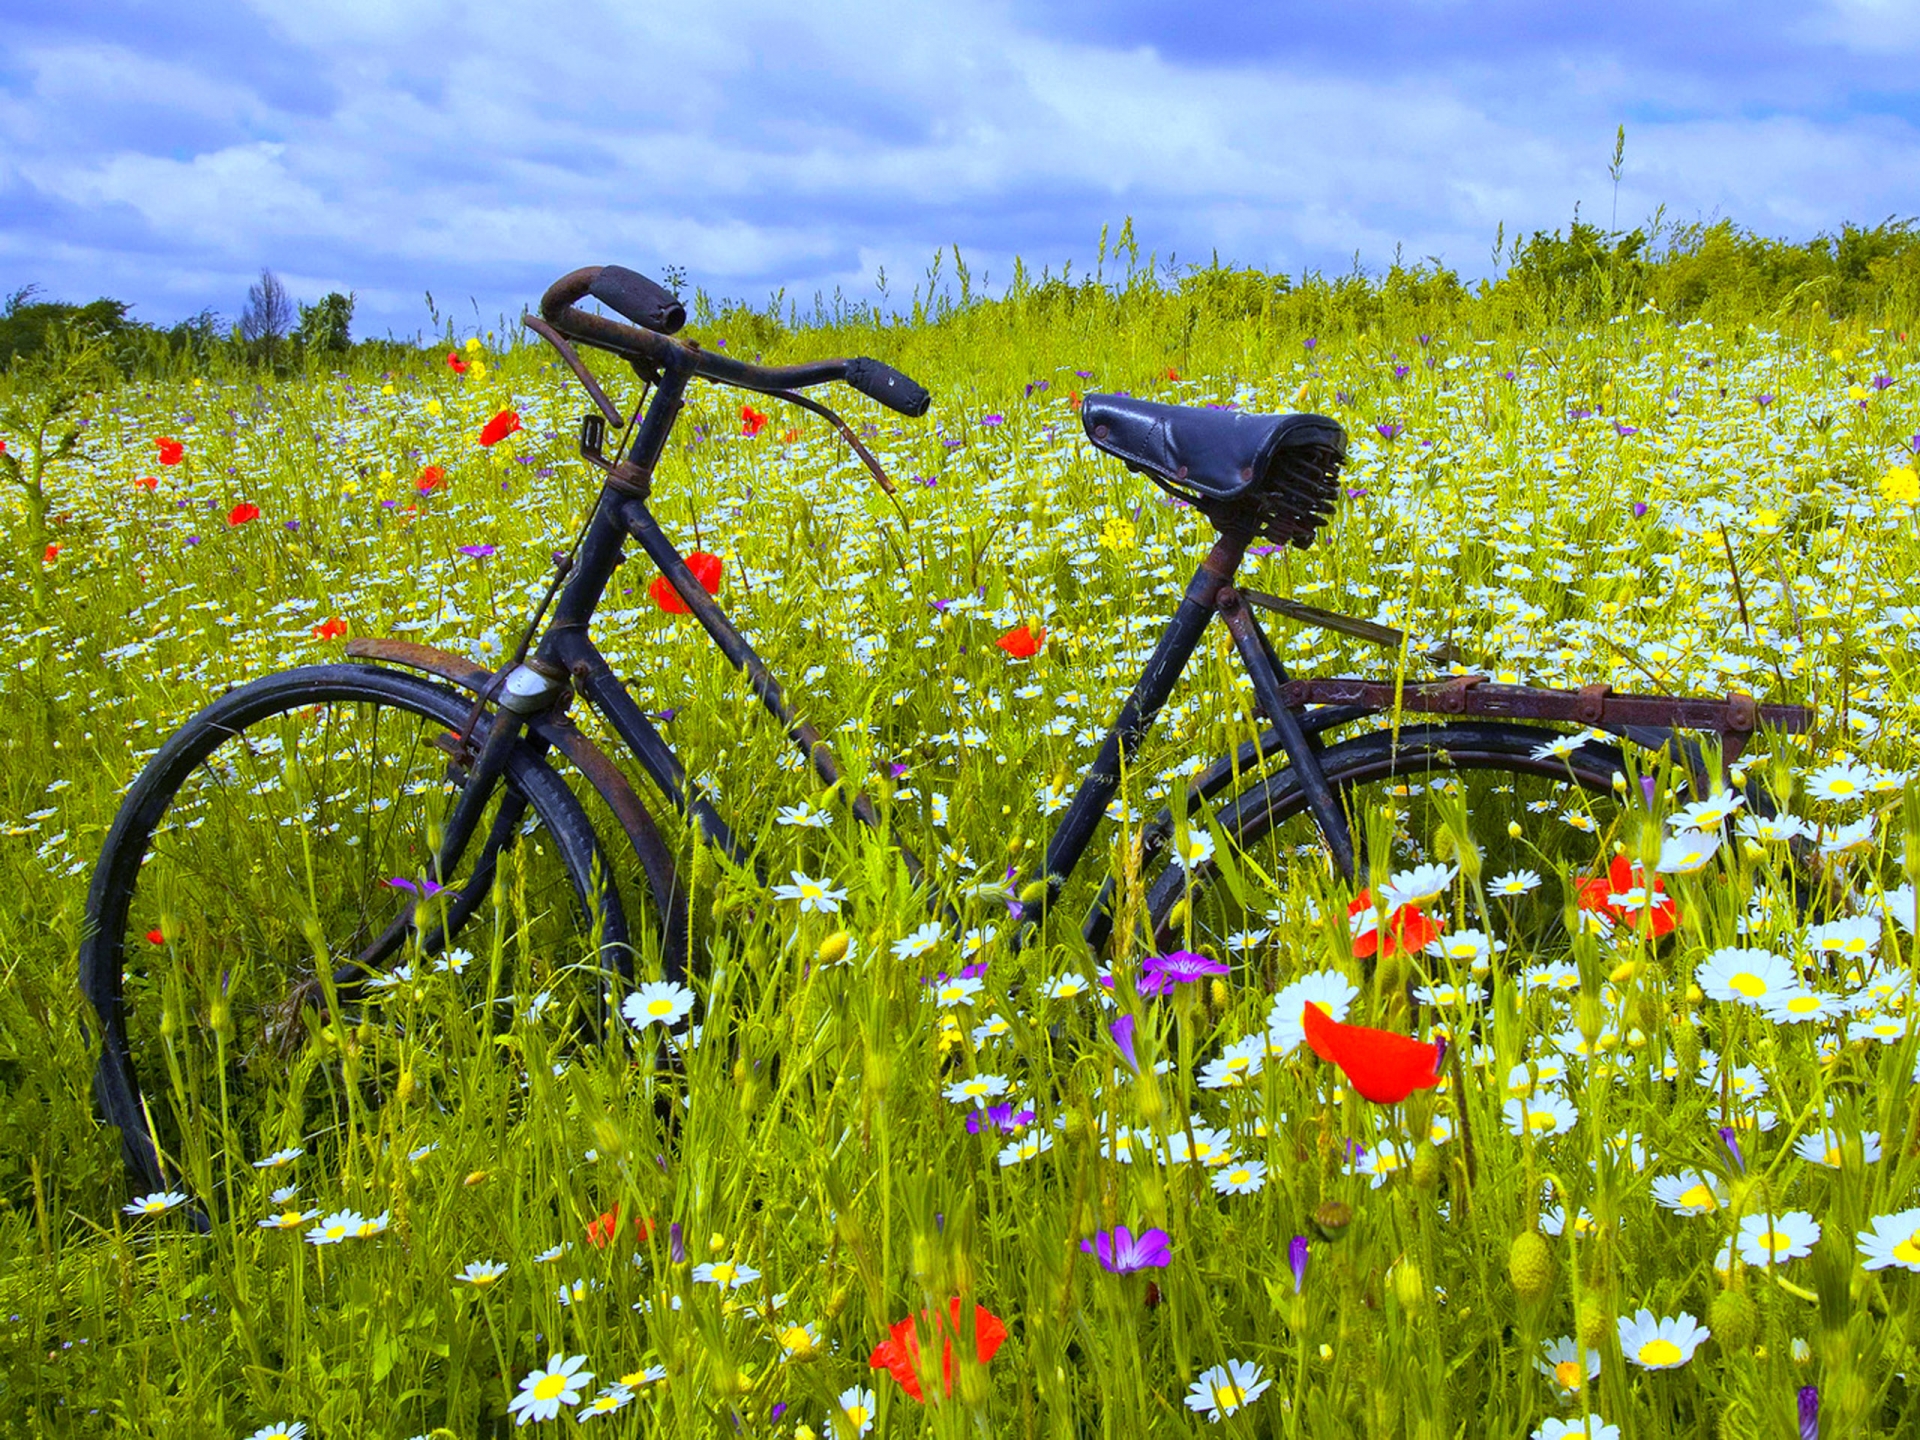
[[346, 638, 690, 980]]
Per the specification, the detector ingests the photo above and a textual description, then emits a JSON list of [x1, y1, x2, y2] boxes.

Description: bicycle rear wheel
[[80, 663, 629, 1206], [1145, 721, 1639, 963]]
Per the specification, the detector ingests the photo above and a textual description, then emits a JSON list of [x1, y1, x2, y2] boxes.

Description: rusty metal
[[524, 313, 624, 424], [345, 636, 691, 979], [1237, 588, 1461, 664], [1274, 675, 1808, 742], [346, 636, 492, 690], [766, 388, 898, 495]]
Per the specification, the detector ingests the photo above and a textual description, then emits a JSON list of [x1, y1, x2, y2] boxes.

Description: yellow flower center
[[1227, 1168, 1253, 1186], [709, 1264, 736, 1284], [1830, 778, 1856, 795], [1678, 1184, 1717, 1211], [1825, 1148, 1843, 1167], [1637, 1338, 1683, 1366], [1891, 1233, 1920, 1265], [844, 1405, 870, 1426], [533, 1373, 568, 1400], [962, 1080, 988, 1096], [1785, 995, 1820, 1014], [1212, 1383, 1246, 1412], [1554, 1359, 1583, 1389], [781, 1325, 814, 1352], [646, 997, 675, 1016], [1761, 1229, 1791, 1254], [1730, 973, 1767, 998], [1527, 1109, 1559, 1132]]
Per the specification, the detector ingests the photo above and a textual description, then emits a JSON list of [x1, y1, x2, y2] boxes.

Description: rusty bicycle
[[80, 263, 1809, 1200]]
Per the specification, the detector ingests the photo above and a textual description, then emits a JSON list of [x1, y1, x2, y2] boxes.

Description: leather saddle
[[1080, 394, 1346, 545]]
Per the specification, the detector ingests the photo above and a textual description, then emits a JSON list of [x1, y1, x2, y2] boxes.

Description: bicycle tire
[[80, 663, 631, 1204], [1142, 720, 1639, 954]]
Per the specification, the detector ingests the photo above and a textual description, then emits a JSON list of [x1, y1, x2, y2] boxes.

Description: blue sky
[[4, 0, 1919, 338]]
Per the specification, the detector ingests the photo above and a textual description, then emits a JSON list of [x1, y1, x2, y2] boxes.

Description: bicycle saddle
[[1081, 394, 1346, 546]]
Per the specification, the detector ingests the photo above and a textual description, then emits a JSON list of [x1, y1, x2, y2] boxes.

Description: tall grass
[[3, 239, 1920, 1437]]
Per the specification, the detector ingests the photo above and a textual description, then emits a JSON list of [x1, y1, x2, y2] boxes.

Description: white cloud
[[3, 0, 1918, 333]]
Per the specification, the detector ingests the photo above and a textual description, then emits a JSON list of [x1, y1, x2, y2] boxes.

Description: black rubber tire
[[79, 663, 629, 1202], [1144, 721, 1635, 949]]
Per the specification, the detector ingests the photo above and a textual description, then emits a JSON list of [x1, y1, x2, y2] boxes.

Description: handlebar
[[537, 265, 932, 418]]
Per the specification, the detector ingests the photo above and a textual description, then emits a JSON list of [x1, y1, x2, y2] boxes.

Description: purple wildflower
[[1303, 337, 1317, 350], [1640, 775, 1658, 809], [1502, 370, 1517, 381], [1335, 389, 1354, 405], [982, 414, 1004, 427], [967, 1104, 1034, 1135], [1081, 1224, 1172, 1274], [1718, 1125, 1746, 1173], [383, 876, 445, 897], [458, 543, 497, 558], [1632, 501, 1650, 518], [1074, 369, 1094, 379], [1756, 393, 1774, 408], [1569, 407, 1593, 420], [1872, 375, 1895, 390], [1138, 950, 1229, 997], [889, 762, 910, 779], [1288, 1235, 1310, 1293], [1375, 422, 1402, 441], [669, 1222, 686, 1263], [1798, 1385, 1818, 1440], [1614, 422, 1638, 436], [1347, 487, 1370, 500], [770, 1403, 787, 1424], [185, 535, 201, 546], [1393, 364, 1410, 380], [1108, 1014, 1139, 1073]]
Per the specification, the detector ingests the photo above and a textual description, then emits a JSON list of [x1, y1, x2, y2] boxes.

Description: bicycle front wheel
[[1146, 721, 1639, 962], [80, 663, 628, 1206]]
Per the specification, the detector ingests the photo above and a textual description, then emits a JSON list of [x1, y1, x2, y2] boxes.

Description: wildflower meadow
[[5, 233, 1920, 1437]]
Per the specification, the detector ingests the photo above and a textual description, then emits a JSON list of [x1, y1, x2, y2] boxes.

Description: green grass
[[4, 273, 1920, 1438]]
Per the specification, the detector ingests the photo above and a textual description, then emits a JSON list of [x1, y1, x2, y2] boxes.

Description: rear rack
[[1274, 675, 1811, 762]]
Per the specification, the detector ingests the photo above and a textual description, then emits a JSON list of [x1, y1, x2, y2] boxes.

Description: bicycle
[[80, 263, 1811, 1203]]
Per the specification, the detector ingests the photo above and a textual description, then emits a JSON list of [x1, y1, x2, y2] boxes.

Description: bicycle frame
[[401, 351, 1354, 971]]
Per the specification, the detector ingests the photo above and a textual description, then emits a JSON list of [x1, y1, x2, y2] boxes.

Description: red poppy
[[649, 551, 724, 614], [134, 475, 158, 492], [1574, 853, 1678, 938], [869, 1298, 1007, 1402], [415, 464, 445, 494], [741, 405, 769, 437], [478, 410, 522, 448], [1166, 368, 1180, 381], [0, 439, 7, 454], [446, 351, 468, 374], [145, 928, 165, 945], [1069, 390, 1082, 410], [586, 1207, 657, 1249], [996, 625, 1045, 660], [1347, 888, 1440, 959], [312, 616, 348, 641], [227, 502, 260, 526], [155, 437, 184, 466], [1302, 1001, 1444, 1105], [43, 543, 59, 564]]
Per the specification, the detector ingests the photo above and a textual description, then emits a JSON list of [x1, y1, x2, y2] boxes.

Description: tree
[[293, 291, 354, 354], [0, 322, 115, 613], [238, 269, 294, 344]]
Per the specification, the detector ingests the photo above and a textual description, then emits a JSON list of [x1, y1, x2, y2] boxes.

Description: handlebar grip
[[587, 265, 687, 336], [844, 356, 931, 418]]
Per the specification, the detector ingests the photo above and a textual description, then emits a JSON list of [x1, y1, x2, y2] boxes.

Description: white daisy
[[1267, 969, 1358, 1053], [1534, 1335, 1600, 1395], [942, 1072, 1012, 1106], [622, 980, 695, 1030], [1184, 1359, 1270, 1421], [1670, 790, 1744, 831], [690, 1260, 762, 1289], [771, 870, 846, 913], [1857, 1207, 1920, 1271], [1503, 1092, 1579, 1138], [1793, 1129, 1882, 1168], [836, 1384, 877, 1437], [1650, 1171, 1726, 1216], [890, 921, 945, 959], [1210, 1159, 1268, 1195], [1616, 1309, 1709, 1369], [1735, 1210, 1820, 1266], [1656, 829, 1721, 874], [122, 1190, 188, 1217], [1383, 861, 1458, 909], [1489, 868, 1544, 896], [507, 1352, 593, 1426], [1804, 760, 1873, 801], [1696, 948, 1796, 1006], [578, 1385, 634, 1421]]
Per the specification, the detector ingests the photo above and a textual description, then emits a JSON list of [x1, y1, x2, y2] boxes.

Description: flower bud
[[1709, 1287, 1756, 1353], [1507, 820, 1523, 839], [1508, 1230, 1554, 1303], [817, 930, 850, 965], [1411, 1143, 1441, 1190], [1312, 1199, 1353, 1241], [1576, 1297, 1609, 1350], [1393, 1260, 1425, 1313]]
